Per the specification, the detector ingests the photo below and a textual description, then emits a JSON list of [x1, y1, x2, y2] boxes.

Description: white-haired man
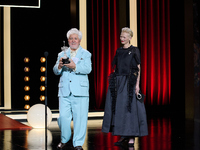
[[53, 28, 92, 150]]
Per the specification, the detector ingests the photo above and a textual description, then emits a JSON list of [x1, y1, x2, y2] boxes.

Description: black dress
[[102, 45, 148, 137]]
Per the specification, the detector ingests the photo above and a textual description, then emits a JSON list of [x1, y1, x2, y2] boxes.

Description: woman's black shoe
[[128, 143, 134, 147], [114, 138, 128, 146]]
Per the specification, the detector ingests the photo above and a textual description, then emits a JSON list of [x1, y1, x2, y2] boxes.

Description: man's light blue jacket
[[53, 46, 92, 97]]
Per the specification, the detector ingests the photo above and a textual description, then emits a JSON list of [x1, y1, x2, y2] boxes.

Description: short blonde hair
[[121, 27, 133, 37], [66, 28, 82, 40]]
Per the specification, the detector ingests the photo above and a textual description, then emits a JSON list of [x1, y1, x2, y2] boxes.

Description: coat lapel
[[75, 46, 83, 59], [66, 48, 71, 59]]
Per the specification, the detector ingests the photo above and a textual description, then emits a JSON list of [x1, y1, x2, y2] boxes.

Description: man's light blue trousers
[[58, 94, 89, 147]]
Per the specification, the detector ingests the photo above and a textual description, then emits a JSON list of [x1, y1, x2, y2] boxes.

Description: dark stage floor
[[0, 113, 200, 150]]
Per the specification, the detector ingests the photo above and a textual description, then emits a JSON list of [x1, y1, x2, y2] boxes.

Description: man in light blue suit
[[53, 28, 92, 150]]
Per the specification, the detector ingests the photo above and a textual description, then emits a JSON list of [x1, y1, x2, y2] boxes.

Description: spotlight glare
[[24, 76, 30, 82], [24, 95, 30, 101], [24, 104, 30, 109], [40, 76, 45, 82], [40, 86, 45, 91], [40, 67, 46, 72], [40, 95, 45, 101], [40, 57, 46, 63], [24, 86, 30, 91], [24, 57, 30, 63], [24, 67, 30, 72]]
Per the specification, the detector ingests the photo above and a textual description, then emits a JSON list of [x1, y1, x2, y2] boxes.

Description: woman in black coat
[[102, 27, 148, 147]]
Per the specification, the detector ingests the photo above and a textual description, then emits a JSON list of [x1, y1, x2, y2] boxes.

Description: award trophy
[[61, 41, 70, 64]]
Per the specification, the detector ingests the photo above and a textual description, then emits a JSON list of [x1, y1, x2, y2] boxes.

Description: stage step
[[0, 109, 104, 122]]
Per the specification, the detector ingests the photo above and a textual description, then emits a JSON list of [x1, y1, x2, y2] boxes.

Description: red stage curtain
[[91, 0, 120, 109], [139, 0, 171, 105], [90, 0, 171, 109]]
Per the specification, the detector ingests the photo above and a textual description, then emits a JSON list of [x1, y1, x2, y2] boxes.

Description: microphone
[[44, 51, 48, 57], [43, 51, 48, 150]]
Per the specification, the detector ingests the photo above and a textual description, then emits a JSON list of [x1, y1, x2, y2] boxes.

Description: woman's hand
[[135, 84, 140, 95]]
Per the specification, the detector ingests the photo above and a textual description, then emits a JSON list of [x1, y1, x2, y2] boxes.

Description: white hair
[[121, 27, 133, 37], [66, 28, 82, 40]]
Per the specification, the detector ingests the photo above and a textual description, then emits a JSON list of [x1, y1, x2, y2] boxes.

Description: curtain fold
[[139, 0, 171, 105], [91, 0, 120, 109]]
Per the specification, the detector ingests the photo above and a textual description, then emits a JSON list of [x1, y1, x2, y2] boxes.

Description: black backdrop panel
[[11, 0, 79, 109], [0, 0, 39, 7]]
